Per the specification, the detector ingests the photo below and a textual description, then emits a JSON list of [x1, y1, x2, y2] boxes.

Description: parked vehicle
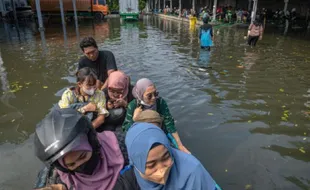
[[30, 0, 109, 20]]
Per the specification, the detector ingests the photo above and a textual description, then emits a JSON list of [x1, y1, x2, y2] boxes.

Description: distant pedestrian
[[199, 16, 214, 51], [247, 17, 263, 47]]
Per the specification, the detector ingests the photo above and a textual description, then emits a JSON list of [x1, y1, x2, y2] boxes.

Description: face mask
[[136, 164, 173, 185], [73, 151, 100, 175], [83, 87, 95, 96], [140, 100, 152, 107]]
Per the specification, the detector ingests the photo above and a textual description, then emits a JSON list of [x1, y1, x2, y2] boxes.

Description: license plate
[[126, 16, 133, 18]]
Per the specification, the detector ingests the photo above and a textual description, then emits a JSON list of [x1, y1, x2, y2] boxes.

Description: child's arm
[[92, 91, 109, 129]]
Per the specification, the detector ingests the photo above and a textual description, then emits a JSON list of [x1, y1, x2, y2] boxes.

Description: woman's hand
[[113, 99, 127, 108], [179, 145, 191, 154], [35, 184, 67, 190], [133, 106, 143, 121], [83, 102, 97, 112], [259, 36, 263, 40], [107, 101, 114, 110]]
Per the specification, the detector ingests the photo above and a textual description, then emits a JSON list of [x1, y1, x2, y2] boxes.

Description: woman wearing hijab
[[34, 108, 139, 190], [96, 71, 134, 132], [122, 78, 190, 154], [125, 122, 221, 190], [105, 71, 134, 110]]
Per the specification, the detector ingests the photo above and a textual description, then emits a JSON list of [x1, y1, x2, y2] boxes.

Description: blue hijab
[[125, 123, 217, 190]]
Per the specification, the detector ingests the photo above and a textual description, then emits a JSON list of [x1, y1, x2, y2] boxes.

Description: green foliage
[[107, 0, 119, 11], [139, 0, 146, 11]]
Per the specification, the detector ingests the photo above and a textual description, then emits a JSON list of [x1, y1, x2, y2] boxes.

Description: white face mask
[[83, 87, 95, 96], [140, 100, 152, 107]]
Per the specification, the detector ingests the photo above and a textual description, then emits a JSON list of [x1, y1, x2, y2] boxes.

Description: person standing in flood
[[247, 18, 264, 47], [78, 37, 117, 91], [199, 16, 214, 51]]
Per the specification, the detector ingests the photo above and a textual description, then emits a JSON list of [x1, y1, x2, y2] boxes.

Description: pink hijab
[[107, 71, 129, 102], [57, 131, 124, 190]]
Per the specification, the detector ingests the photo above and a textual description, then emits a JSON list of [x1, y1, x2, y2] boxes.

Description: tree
[[139, 0, 146, 11]]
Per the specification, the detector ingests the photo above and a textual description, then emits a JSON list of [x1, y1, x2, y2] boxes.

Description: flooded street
[[1, 16, 310, 190]]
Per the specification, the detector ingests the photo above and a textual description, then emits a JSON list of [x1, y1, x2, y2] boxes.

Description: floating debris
[[299, 147, 306, 154]]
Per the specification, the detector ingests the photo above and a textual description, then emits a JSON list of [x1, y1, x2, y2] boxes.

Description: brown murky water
[[0, 16, 310, 190]]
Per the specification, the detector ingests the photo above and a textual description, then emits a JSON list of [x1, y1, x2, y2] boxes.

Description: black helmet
[[34, 108, 100, 170]]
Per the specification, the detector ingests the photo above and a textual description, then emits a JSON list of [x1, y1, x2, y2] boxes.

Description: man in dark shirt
[[78, 37, 117, 90]]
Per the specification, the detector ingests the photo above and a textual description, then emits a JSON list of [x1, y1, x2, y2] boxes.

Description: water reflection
[[0, 17, 310, 189], [263, 141, 310, 162], [285, 176, 310, 190], [39, 30, 47, 55], [0, 48, 25, 143], [197, 50, 211, 68]]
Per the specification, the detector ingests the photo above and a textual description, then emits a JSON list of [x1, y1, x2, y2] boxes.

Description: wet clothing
[[78, 50, 117, 84], [199, 24, 213, 49], [248, 23, 263, 47], [58, 87, 109, 116], [248, 36, 259, 46], [125, 123, 219, 190], [122, 97, 176, 134]]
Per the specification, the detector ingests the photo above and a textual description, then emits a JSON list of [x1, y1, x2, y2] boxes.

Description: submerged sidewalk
[[154, 13, 241, 29]]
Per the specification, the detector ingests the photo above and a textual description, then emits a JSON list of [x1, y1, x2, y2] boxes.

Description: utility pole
[[59, 0, 67, 47], [146, 0, 149, 12], [250, 0, 258, 23], [0, 0, 5, 17], [192, 0, 195, 14], [248, 0, 251, 12], [283, 0, 289, 35], [283, 0, 289, 13], [10, 0, 18, 22], [72, 0, 79, 39], [212, 0, 217, 22], [35, 0, 44, 31], [178, 0, 181, 17]]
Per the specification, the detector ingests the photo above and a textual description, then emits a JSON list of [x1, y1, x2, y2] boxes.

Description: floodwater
[[0, 16, 310, 190]]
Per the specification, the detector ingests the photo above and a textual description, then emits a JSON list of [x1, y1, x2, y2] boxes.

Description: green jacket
[[122, 97, 177, 133]]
